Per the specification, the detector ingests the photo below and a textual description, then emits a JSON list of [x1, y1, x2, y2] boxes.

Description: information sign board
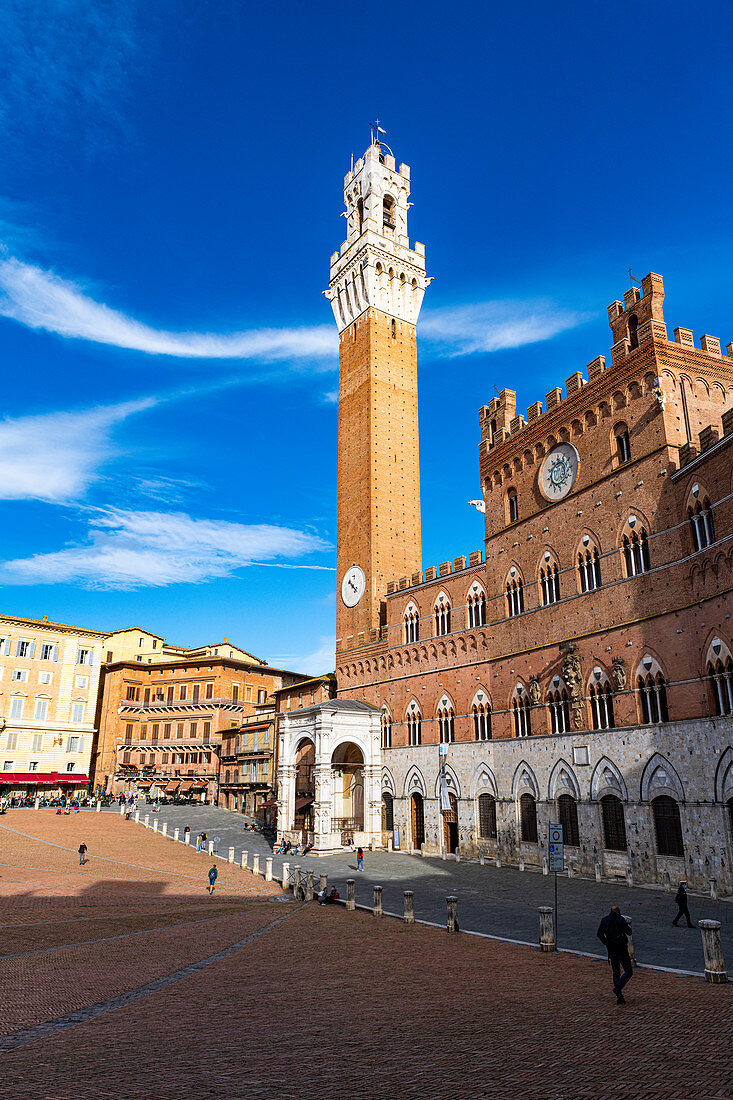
[[548, 822, 564, 872]]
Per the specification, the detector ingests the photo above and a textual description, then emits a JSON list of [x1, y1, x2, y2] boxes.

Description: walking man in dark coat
[[597, 904, 633, 1004], [672, 880, 695, 927]]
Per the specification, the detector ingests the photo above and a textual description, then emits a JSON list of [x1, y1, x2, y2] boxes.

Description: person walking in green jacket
[[208, 864, 218, 895]]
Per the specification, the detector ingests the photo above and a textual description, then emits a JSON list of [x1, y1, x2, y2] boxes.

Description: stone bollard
[[567, 861, 574, 879], [518, 856, 525, 872], [421, 844, 427, 857], [495, 855, 501, 868], [595, 862, 602, 883], [161, 823, 167, 837], [134, 812, 140, 824], [446, 895, 458, 933], [281, 861, 290, 888], [479, 852, 485, 867], [403, 890, 415, 924], [699, 920, 728, 983], [34, 797, 40, 810], [622, 915, 636, 966], [266, 857, 273, 882], [306, 869, 314, 900], [242, 851, 248, 870], [346, 879, 355, 911], [153, 819, 159, 833], [710, 878, 718, 900], [96, 802, 101, 813], [373, 885, 383, 917], [538, 906, 555, 952], [625, 865, 633, 888], [228, 847, 234, 864], [173, 827, 179, 842], [252, 854, 260, 876], [120, 804, 125, 816], [208, 840, 213, 856], [184, 833, 190, 846], [662, 868, 671, 892], [410, 844, 415, 856], [542, 858, 549, 876], [441, 847, 447, 861], [455, 849, 461, 863], [319, 873, 328, 893]]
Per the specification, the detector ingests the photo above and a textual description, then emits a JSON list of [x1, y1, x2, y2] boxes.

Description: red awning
[[0, 772, 89, 786], [179, 780, 193, 791], [164, 781, 180, 792], [295, 795, 314, 810]]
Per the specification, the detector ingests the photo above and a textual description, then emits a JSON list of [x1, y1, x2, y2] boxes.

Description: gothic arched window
[[472, 693, 492, 741], [557, 793, 580, 847], [547, 687, 571, 734], [383, 194, 396, 229], [434, 595, 451, 637], [708, 657, 733, 716], [506, 574, 525, 618], [519, 793, 538, 842], [381, 709, 393, 749], [589, 675, 615, 730], [578, 544, 602, 592], [689, 496, 715, 551], [507, 489, 519, 524], [622, 527, 650, 576], [638, 670, 669, 723], [403, 601, 420, 644], [406, 706, 422, 747], [477, 793, 497, 839], [467, 584, 487, 628], [437, 698, 455, 744], [652, 795, 684, 857], [512, 687, 531, 737], [540, 560, 561, 605], [628, 314, 639, 350], [601, 795, 627, 851]]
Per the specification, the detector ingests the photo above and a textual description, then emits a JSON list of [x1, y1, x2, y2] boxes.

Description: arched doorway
[[331, 742, 364, 844], [442, 792, 459, 853], [294, 739, 315, 841], [411, 792, 425, 849]]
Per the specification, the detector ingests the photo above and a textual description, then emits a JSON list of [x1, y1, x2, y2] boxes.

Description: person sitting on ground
[[326, 886, 340, 903], [317, 886, 327, 905]]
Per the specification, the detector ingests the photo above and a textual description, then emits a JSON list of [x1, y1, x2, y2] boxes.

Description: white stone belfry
[[325, 140, 429, 332], [277, 699, 382, 852]]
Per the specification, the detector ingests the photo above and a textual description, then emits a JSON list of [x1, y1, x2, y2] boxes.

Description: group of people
[[597, 881, 696, 1004]]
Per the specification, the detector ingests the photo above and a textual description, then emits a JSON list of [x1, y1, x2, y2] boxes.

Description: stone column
[[699, 920, 728, 983], [373, 885, 383, 916], [161, 823, 167, 837], [403, 890, 415, 924], [446, 895, 458, 933], [252, 853, 260, 876], [173, 827, 179, 842], [242, 850, 248, 870], [319, 873, 328, 892], [228, 847, 234, 864], [306, 869, 314, 900], [281, 861, 290, 888], [538, 906, 555, 952], [622, 915, 636, 966], [265, 857, 273, 881], [495, 854, 501, 868], [479, 853, 485, 867], [346, 878, 355, 910], [594, 862, 601, 882]]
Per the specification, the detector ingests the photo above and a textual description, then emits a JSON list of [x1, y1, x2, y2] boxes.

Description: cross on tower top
[[370, 119, 386, 146]]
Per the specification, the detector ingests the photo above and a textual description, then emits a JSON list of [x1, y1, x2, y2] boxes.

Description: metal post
[[346, 878, 355, 911], [446, 895, 458, 933], [306, 869, 314, 901], [554, 871, 558, 948], [699, 919, 728, 983], [373, 885, 383, 916], [403, 890, 415, 924], [538, 906, 555, 952]]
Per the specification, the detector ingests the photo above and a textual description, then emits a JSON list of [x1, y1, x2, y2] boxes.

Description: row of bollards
[[134, 817, 728, 983]]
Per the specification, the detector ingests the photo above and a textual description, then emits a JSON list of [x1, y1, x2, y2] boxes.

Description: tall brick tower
[[327, 137, 428, 649]]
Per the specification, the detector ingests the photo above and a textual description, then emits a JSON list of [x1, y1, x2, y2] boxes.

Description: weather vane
[[628, 268, 641, 286], [370, 119, 386, 145]]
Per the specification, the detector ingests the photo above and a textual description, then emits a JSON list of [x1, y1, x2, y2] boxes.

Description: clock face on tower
[[539, 443, 580, 501], [341, 565, 366, 607]]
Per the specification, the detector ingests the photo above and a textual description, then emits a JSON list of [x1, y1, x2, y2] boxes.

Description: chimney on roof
[[42, 615, 48, 622]]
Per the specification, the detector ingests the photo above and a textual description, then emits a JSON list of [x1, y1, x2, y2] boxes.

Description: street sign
[[548, 822, 564, 872]]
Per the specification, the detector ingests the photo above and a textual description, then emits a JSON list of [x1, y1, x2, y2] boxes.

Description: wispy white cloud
[[321, 390, 339, 404], [0, 397, 157, 503], [0, 509, 332, 590], [0, 257, 336, 361], [419, 300, 591, 356], [273, 635, 336, 677]]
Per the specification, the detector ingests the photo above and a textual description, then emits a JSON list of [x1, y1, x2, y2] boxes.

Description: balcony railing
[[119, 697, 245, 714], [118, 739, 219, 751]]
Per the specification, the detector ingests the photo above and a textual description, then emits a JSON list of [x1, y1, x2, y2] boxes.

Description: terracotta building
[[278, 137, 733, 892], [92, 636, 308, 800]]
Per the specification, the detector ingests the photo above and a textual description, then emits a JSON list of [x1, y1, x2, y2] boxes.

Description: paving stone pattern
[[1, 808, 731, 1100], [137, 802, 732, 973]]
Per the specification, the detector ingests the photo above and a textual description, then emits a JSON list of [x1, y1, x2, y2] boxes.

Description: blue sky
[[0, 1, 731, 673]]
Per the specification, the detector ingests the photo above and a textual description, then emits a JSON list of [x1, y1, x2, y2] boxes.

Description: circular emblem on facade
[[539, 443, 579, 501], [341, 564, 366, 607]]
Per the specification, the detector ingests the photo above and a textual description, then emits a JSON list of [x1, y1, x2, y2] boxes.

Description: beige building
[[0, 613, 107, 799]]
